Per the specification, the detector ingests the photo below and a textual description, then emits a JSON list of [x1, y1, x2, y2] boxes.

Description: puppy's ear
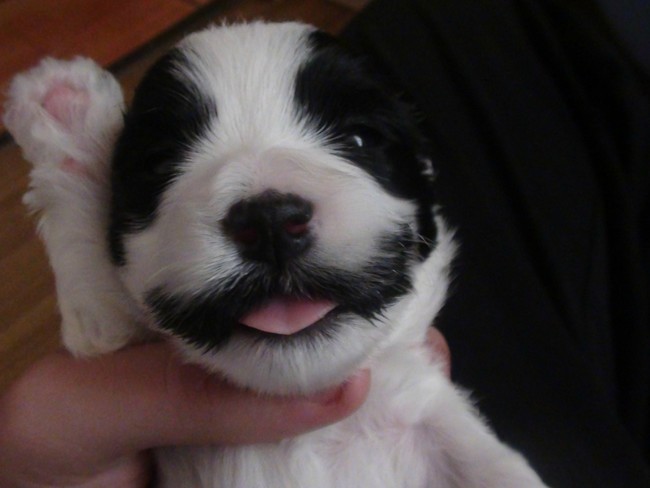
[[4, 58, 145, 356]]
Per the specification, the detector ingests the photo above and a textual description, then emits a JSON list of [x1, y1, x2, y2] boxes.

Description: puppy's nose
[[223, 191, 313, 264]]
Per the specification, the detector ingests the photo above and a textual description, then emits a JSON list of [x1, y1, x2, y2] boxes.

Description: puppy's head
[[109, 22, 437, 394]]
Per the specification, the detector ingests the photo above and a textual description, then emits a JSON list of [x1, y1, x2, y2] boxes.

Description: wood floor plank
[[183, 0, 216, 6], [0, 294, 59, 392], [0, 145, 28, 202], [0, 0, 195, 65], [222, 0, 356, 33], [0, 188, 35, 260], [0, 0, 200, 132], [0, 236, 53, 331], [0, 146, 32, 260]]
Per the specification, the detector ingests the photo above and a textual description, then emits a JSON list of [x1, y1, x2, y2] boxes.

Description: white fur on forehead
[[179, 21, 317, 147]]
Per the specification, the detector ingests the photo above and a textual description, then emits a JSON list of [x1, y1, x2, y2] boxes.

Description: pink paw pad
[[60, 156, 91, 177], [41, 82, 90, 130]]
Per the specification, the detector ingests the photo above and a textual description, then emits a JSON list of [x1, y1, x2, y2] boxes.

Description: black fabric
[[342, 1, 650, 486], [595, 0, 650, 73]]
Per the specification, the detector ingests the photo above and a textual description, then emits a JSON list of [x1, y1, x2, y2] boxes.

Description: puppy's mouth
[[237, 297, 338, 336], [146, 226, 416, 350]]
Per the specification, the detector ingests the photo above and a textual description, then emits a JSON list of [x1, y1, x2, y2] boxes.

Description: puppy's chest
[[157, 349, 442, 488]]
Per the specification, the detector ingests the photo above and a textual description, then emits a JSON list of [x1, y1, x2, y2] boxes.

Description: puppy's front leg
[[4, 58, 143, 356], [425, 378, 549, 488]]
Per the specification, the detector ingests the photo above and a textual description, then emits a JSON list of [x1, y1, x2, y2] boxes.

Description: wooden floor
[[0, 0, 206, 133], [0, 0, 360, 392]]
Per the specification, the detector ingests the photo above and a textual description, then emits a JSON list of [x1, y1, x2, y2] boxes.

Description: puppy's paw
[[59, 292, 146, 356], [40, 82, 90, 131], [3, 57, 124, 173]]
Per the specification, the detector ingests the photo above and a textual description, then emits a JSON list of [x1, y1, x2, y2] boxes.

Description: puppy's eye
[[342, 126, 383, 149], [351, 134, 365, 148]]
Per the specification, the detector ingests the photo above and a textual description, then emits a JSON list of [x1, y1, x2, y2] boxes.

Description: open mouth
[[237, 297, 338, 336]]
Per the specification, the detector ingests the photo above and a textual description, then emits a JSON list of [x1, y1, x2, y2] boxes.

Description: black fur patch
[[295, 31, 437, 257], [109, 48, 216, 265], [146, 228, 415, 351]]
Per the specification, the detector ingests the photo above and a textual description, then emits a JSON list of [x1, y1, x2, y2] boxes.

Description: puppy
[[4, 22, 549, 488]]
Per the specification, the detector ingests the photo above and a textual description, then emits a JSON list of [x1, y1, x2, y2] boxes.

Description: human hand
[[0, 329, 449, 488], [0, 341, 368, 488]]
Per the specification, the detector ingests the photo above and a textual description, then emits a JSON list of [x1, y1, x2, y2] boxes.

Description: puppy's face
[[109, 22, 437, 394]]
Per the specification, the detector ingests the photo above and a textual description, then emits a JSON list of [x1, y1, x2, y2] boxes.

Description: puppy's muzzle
[[223, 190, 314, 266]]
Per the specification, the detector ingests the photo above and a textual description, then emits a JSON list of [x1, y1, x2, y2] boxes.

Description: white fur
[[4, 57, 144, 355], [4, 22, 549, 487]]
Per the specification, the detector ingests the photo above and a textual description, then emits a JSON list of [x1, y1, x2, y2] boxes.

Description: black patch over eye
[[333, 124, 398, 186], [294, 30, 439, 259], [109, 48, 217, 265]]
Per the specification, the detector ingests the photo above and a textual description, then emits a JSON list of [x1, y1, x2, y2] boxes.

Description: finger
[[426, 327, 451, 377], [132, 345, 371, 449], [2, 342, 370, 473]]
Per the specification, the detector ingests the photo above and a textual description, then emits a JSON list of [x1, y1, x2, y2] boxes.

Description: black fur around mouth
[[145, 229, 416, 351]]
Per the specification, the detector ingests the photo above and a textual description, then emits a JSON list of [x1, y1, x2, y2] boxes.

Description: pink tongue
[[240, 298, 337, 335]]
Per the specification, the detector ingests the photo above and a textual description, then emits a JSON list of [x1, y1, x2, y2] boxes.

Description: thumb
[[127, 343, 371, 449], [3, 341, 370, 471]]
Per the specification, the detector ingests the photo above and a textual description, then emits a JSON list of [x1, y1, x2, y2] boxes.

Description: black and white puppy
[[5, 22, 548, 488]]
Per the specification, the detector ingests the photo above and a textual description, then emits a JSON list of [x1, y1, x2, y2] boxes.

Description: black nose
[[222, 191, 314, 265]]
